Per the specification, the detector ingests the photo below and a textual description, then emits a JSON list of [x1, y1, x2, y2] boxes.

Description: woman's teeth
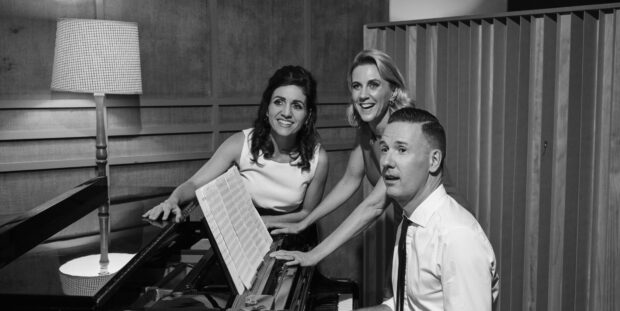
[[278, 119, 293, 127]]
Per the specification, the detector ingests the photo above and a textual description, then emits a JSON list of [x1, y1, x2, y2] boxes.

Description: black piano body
[[0, 177, 357, 310]]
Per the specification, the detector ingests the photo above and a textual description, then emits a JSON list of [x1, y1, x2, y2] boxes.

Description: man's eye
[[398, 148, 407, 153], [380, 146, 388, 152]]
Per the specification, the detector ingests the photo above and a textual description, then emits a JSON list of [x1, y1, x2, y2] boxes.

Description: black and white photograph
[[0, 0, 619, 310]]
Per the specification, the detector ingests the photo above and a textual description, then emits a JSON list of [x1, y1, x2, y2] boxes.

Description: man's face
[[380, 121, 432, 205]]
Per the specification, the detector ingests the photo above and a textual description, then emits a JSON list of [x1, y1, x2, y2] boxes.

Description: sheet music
[[195, 166, 273, 293]]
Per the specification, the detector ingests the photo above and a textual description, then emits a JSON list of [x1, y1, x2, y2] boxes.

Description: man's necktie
[[396, 215, 411, 311]]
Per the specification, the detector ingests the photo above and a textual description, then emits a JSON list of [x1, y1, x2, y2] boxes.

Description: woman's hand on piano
[[267, 221, 305, 235], [269, 249, 319, 267], [141, 199, 182, 223]]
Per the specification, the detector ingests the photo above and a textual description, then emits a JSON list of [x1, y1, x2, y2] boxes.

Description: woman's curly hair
[[250, 65, 319, 171]]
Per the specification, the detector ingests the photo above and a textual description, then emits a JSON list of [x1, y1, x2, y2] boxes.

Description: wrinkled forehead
[[381, 122, 427, 147]]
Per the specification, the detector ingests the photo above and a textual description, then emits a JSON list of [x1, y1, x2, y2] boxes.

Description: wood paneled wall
[[364, 3, 620, 311], [0, 0, 389, 286]]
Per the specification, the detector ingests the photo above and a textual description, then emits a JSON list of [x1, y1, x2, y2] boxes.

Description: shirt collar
[[404, 184, 447, 228]]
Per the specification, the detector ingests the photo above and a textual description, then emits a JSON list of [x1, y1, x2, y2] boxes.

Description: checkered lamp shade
[[51, 18, 142, 94]]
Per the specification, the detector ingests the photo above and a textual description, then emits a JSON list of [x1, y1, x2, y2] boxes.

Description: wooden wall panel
[[219, 105, 256, 129], [0, 108, 94, 132], [311, 0, 351, 98], [217, 0, 304, 97], [316, 150, 365, 284], [108, 106, 213, 130], [365, 4, 620, 311], [105, 0, 211, 96], [0, 0, 96, 96], [1, 139, 93, 163], [109, 133, 212, 158], [0, 168, 94, 215], [312, 0, 388, 98]]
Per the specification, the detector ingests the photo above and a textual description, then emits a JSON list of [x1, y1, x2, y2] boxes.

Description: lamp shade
[[51, 18, 142, 95]]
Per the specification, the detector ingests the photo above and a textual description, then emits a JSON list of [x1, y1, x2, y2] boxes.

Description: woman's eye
[[273, 99, 284, 105], [351, 83, 361, 90], [369, 82, 379, 89], [293, 103, 305, 110], [380, 146, 388, 152], [398, 147, 407, 153]]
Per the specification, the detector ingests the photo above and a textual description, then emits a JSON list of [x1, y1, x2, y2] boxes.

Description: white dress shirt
[[383, 185, 499, 311]]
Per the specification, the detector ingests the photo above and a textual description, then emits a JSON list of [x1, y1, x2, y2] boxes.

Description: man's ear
[[429, 149, 442, 174]]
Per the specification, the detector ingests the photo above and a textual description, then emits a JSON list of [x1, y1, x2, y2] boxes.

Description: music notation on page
[[195, 166, 273, 294]]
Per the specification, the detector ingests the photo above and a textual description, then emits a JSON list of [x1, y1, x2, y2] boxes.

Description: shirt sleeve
[[441, 226, 496, 311], [381, 296, 395, 311]]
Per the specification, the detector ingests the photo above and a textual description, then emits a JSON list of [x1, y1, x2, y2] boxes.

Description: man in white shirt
[[360, 107, 499, 311]]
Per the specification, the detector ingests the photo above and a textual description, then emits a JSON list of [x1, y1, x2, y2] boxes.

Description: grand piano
[[0, 176, 357, 310]]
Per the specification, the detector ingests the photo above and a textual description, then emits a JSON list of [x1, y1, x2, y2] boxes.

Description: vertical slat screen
[[364, 4, 620, 311]]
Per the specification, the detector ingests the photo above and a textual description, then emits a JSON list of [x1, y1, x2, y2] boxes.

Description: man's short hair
[[388, 107, 446, 169]]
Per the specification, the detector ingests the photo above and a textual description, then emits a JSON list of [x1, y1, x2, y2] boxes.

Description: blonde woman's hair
[[346, 49, 413, 128]]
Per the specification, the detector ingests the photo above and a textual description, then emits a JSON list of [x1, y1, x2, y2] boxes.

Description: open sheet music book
[[195, 166, 273, 294]]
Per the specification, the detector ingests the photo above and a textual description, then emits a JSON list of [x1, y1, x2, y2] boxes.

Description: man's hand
[[269, 250, 319, 267], [268, 222, 305, 235], [142, 199, 182, 223]]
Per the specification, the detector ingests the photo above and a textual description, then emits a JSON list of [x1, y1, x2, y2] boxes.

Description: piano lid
[[0, 178, 183, 309]]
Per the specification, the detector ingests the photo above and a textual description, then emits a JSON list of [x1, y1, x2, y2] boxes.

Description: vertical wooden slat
[[468, 21, 482, 217], [424, 24, 439, 113], [561, 11, 585, 311], [499, 16, 522, 311], [591, 10, 619, 311], [547, 12, 572, 311], [406, 25, 418, 100], [574, 10, 598, 311], [536, 14, 558, 311], [456, 21, 471, 208], [433, 23, 448, 119], [479, 19, 494, 234], [523, 15, 545, 311], [385, 26, 395, 56], [444, 22, 459, 190], [489, 18, 506, 282], [510, 15, 532, 311], [363, 26, 379, 50], [394, 25, 406, 77], [610, 11, 620, 310]]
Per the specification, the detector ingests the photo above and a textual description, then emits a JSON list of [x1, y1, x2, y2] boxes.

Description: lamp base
[[59, 253, 134, 296]]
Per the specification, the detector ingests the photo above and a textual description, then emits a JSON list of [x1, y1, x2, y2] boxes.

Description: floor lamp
[[50, 18, 142, 293]]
